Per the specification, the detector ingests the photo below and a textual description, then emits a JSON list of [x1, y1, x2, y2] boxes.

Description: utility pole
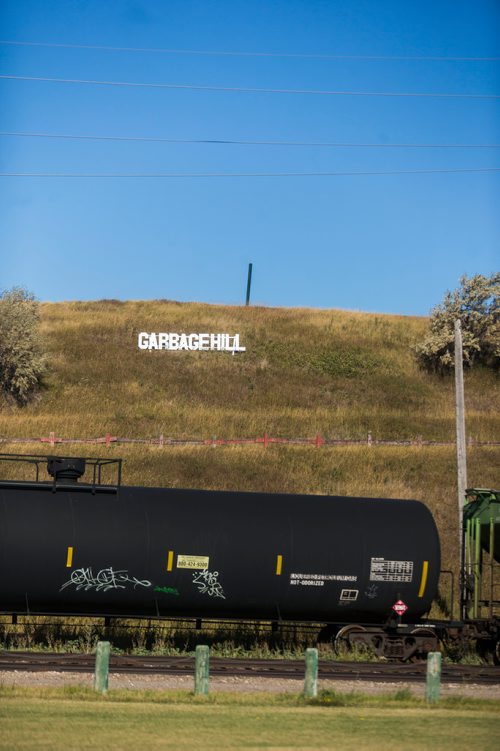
[[245, 263, 253, 306], [455, 320, 467, 558]]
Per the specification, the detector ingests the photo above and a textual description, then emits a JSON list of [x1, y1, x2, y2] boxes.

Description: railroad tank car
[[0, 456, 440, 627]]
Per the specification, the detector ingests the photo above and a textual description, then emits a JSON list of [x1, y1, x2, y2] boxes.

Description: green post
[[194, 645, 210, 696], [474, 517, 481, 618], [425, 651, 442, 703], [94, 641, 110, 694], [304, 648, 318, 698], [489, 518, 495, 619], [245, 263, 253, 306]]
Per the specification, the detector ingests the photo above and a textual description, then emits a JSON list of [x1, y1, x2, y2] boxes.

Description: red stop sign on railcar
[[392, 600, 408, 616]]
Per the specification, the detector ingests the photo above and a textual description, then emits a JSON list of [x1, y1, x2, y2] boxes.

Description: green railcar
[[462, 488, 500, 621]]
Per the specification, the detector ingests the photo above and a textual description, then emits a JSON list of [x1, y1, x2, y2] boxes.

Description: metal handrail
[[0, 453, 122, 492]]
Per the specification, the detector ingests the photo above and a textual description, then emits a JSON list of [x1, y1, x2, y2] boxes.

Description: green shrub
[[414, 273, 499, 374], [0, 287, 46, 405]]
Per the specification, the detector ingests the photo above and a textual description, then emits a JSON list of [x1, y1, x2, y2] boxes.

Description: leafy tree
[[414, 273, 499, 373], [0, 287, 46, 405]]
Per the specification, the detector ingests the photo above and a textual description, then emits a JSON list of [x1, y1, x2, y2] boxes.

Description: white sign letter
[[138, 332, 149, 350]]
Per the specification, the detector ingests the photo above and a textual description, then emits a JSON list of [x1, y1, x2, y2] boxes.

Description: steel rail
[[1, 652, 499, 685]]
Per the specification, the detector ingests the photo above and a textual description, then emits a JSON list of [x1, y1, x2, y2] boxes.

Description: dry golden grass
[[0, 299, 497, 442]]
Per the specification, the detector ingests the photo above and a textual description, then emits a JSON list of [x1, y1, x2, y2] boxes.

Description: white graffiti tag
[[192, 570, 226, 599], [60, 567, 152, 593]]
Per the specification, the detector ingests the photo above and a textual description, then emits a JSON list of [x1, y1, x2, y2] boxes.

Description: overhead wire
[[0, 40, 498, 61], [1, 168, 499, 178], [0, 74, 498, 99], [1, 46, 496, 175], [1, 131, 499, 148]]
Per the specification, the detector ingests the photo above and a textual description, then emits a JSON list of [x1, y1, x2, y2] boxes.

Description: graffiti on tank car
[[192, 570, 226, 599], [154, 586, 180, 596], [60, 567, 152, 593], [365, 584, 379, 599]]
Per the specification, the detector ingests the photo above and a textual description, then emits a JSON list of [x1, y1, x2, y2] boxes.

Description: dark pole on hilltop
[[245, 263, 253, 306]]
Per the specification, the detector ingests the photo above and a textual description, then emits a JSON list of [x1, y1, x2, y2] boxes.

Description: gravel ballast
[[1, 670, 498, 699]]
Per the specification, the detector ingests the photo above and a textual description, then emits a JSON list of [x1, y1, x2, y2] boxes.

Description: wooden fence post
[[304, 648, 318, 698], [425, 651, 442, 703], [194, 645, 210, 696], [94, 641, 110, 694]]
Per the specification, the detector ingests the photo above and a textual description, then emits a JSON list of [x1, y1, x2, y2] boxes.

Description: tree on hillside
[[0, 287, 46, 405], [414, 273, 499, 373]]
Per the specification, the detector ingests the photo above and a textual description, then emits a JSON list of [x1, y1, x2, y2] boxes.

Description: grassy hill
[[0, 299, 498, 590]]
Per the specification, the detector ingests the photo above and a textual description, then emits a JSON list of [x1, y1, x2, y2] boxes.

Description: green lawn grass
[[0, 688, 499, 750]]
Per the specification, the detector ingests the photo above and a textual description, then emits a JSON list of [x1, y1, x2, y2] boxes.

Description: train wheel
[[407, 628, 438, 662], [334, 624, 368, 656]]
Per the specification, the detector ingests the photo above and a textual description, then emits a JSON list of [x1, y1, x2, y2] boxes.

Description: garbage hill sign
[[138, 332, 246, 354]]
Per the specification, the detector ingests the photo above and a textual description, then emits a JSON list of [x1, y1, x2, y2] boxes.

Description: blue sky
[[1, 0, 499, 315]]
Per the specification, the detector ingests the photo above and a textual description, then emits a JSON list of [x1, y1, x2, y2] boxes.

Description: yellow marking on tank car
[[66, 546, 73, 568], [418, 560, 429, 597], [276, 555, 283, 575], [167, 550, 174, 572]]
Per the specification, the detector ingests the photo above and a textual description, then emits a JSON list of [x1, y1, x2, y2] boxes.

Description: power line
[[1, 168, 499, 177], [0, 40, 498, 62], [1, 131, 499, 148], [1, 74, 498, 99]]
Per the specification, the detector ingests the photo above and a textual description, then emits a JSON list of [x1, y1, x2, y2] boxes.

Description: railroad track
[[1, 651, 499, 685]]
